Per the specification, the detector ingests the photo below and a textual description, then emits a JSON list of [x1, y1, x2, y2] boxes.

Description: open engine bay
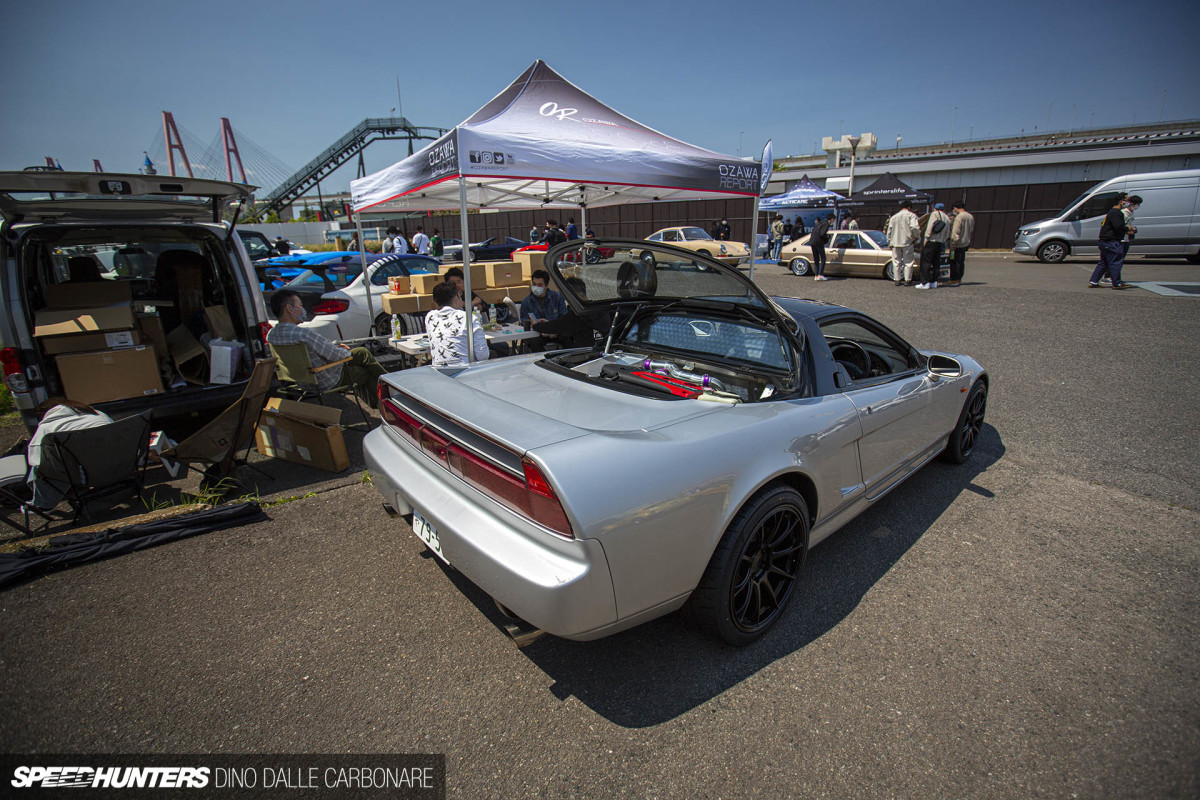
[[542, 349, 780, 404]]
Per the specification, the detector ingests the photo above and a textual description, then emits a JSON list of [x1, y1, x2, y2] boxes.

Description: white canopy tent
[[349, 60, 764, 361]]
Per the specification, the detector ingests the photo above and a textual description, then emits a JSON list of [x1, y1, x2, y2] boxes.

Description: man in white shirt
[[886, 200, 922, 286], [392, 232, 409, 254], [425, 281, 489, 368], [411, 226, 430, 255]]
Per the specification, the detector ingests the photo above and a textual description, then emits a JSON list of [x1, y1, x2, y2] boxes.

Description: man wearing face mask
[[519, 269, 568, 352], [267, 290, 385, 405]]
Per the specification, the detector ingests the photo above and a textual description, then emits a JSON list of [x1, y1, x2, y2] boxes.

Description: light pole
[[896, 133, 902, 150], [847, 135, 862, 199]]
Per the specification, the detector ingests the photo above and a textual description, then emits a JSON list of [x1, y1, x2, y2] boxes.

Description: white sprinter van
[[1012, 169, 1200, 263], [0, 171, 272, 434]]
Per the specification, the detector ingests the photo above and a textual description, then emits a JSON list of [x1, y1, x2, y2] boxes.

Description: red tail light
[[1, 348, 28, 394], [379, 392, 574, 538], [312, 299, 350, 315]]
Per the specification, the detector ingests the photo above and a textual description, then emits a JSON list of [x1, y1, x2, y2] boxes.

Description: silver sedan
[[365, 238, 989, 645]]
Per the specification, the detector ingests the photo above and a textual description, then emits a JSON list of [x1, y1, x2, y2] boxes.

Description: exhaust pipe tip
[[503, 620, 546, 648]]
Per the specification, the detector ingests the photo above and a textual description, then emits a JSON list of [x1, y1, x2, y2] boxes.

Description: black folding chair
[[39, 411, 153, 525]]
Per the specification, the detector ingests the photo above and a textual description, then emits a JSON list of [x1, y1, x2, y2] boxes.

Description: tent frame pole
[[356, 213, 373, 333], [748, 195, 760, 282], [460, 176, 476, 364]]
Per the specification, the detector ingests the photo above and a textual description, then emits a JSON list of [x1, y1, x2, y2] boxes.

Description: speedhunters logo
[[468, 151, 514, 169], [718, 163, 760, 191], [12, 765, 210, 789]]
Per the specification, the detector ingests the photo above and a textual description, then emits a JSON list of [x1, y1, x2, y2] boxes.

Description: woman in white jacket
[[425, 281, 489, 368]]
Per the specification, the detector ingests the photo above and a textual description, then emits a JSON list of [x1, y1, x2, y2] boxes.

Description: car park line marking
[[1124, 281, 1200, 297]]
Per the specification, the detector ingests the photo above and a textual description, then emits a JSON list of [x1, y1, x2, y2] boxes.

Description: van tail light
[[379, 391, 574, 539], [1, 348, 29, 394], [312, 299, 350, 315], [259, 322, 272, 344]]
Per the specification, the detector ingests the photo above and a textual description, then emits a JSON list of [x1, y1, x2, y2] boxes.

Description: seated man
[[519, 269, 568, 352], [533, 276, 609, 350], [267, 290, 385, 405], [425, 281, 489, 368]]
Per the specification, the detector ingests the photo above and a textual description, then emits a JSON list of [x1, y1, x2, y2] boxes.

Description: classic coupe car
[[364, 238, 989, 645], [444, 236, 528, 262], [644, 227, 751, 266], [780, 229, 901, 279]]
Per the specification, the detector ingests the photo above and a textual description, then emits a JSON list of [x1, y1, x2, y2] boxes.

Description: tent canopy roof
[[759, 175, 841, 210], [838, 172, 932, 207], [351, 60, 762, 215]]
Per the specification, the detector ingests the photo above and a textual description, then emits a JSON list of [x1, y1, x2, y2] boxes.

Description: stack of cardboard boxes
[[380, 252, 543, 316], [33, 281, 246, 406]]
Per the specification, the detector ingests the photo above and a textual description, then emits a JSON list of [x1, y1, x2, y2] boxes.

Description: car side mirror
[[927, 354, 963, 378]]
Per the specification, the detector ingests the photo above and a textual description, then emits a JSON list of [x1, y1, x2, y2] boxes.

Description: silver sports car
[[364, 238, 989, 645]]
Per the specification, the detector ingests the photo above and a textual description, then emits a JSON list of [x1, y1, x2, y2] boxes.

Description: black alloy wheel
[[942, 380, 988, 463], [692, 485, 809, 645]]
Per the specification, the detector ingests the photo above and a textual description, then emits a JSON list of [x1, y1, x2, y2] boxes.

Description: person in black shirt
[[716, 219, 732, 240], [539, 220, 566, 248], [808, 214, 833, 280], [1089, 194, 1130, 289]]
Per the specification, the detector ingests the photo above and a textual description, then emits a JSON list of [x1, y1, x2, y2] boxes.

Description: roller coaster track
[[255, 117, 446, 218]]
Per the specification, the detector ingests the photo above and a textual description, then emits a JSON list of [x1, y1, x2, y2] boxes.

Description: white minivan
[[0, 171, 272, 434], [1012, 169, 1200, 263]]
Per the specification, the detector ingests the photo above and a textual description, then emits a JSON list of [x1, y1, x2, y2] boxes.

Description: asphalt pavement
[[2, 252, 1197, 798]]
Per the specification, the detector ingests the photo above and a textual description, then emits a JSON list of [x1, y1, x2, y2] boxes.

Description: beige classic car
[[781, 229, 900, 279], [644, 227, 751, 265]]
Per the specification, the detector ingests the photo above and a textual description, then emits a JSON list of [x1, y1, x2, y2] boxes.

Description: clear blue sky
[[4, 0, 1198, 195]]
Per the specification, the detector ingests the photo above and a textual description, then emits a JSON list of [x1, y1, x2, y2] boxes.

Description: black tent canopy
[[837, 172, 932, 207]]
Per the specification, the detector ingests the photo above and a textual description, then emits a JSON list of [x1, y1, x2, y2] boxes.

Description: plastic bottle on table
[[391, 314, 402, 340]]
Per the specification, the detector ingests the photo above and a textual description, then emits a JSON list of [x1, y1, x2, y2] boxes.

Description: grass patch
[[0, 385, 20, 427]]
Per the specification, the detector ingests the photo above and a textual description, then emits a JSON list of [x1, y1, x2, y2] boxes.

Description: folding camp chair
[[0, 454, 54, 536], [38, 411, 153, 525], [269, 343, 371, 430], [160, 357, 277, 488]]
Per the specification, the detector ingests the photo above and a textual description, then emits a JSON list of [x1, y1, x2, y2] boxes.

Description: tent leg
[[749, 196, 760, 282], [459, 177, 475, 364], [356, 215, 372, 334]]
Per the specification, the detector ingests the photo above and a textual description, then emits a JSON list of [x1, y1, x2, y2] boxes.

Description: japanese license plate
[[411, 510, 448, 564]]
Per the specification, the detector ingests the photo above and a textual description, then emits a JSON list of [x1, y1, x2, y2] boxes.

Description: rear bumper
[[363, 426, 619, 639]]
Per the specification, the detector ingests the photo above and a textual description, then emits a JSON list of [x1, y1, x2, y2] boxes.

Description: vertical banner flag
[[759, 140, 773, 196]]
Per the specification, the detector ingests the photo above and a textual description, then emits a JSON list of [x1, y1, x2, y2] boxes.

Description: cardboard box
[[44, 281, 131, 309], [137, 315, 169, 360], [167, 325, 209, 384], [208, 339, 244, 385], [40, 329, 140, 356], [512, 250, 544, 275], [410, 273, 445, 294], [481, 261, 523, 287], [255, 397, 349, 473], [204, 305, 236, 340], [504, 285, 531, 303], [387, 275, 410, 294], [56, 345, 163, 405], [458, 262, 487, 288], [382, 293, 435, 314], [36, 281, 136, 344]]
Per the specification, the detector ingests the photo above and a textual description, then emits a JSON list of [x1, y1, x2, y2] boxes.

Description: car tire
[[374, 313, 392, 338], [1187, 250, 1200, 265], [789, 257, 811, 276], [640, 250, 656, 267], [691, 484, 809, 646], [885, 260, 901, 281], [941, 380, 987, 463], [1035, 240, 1069, 263]]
